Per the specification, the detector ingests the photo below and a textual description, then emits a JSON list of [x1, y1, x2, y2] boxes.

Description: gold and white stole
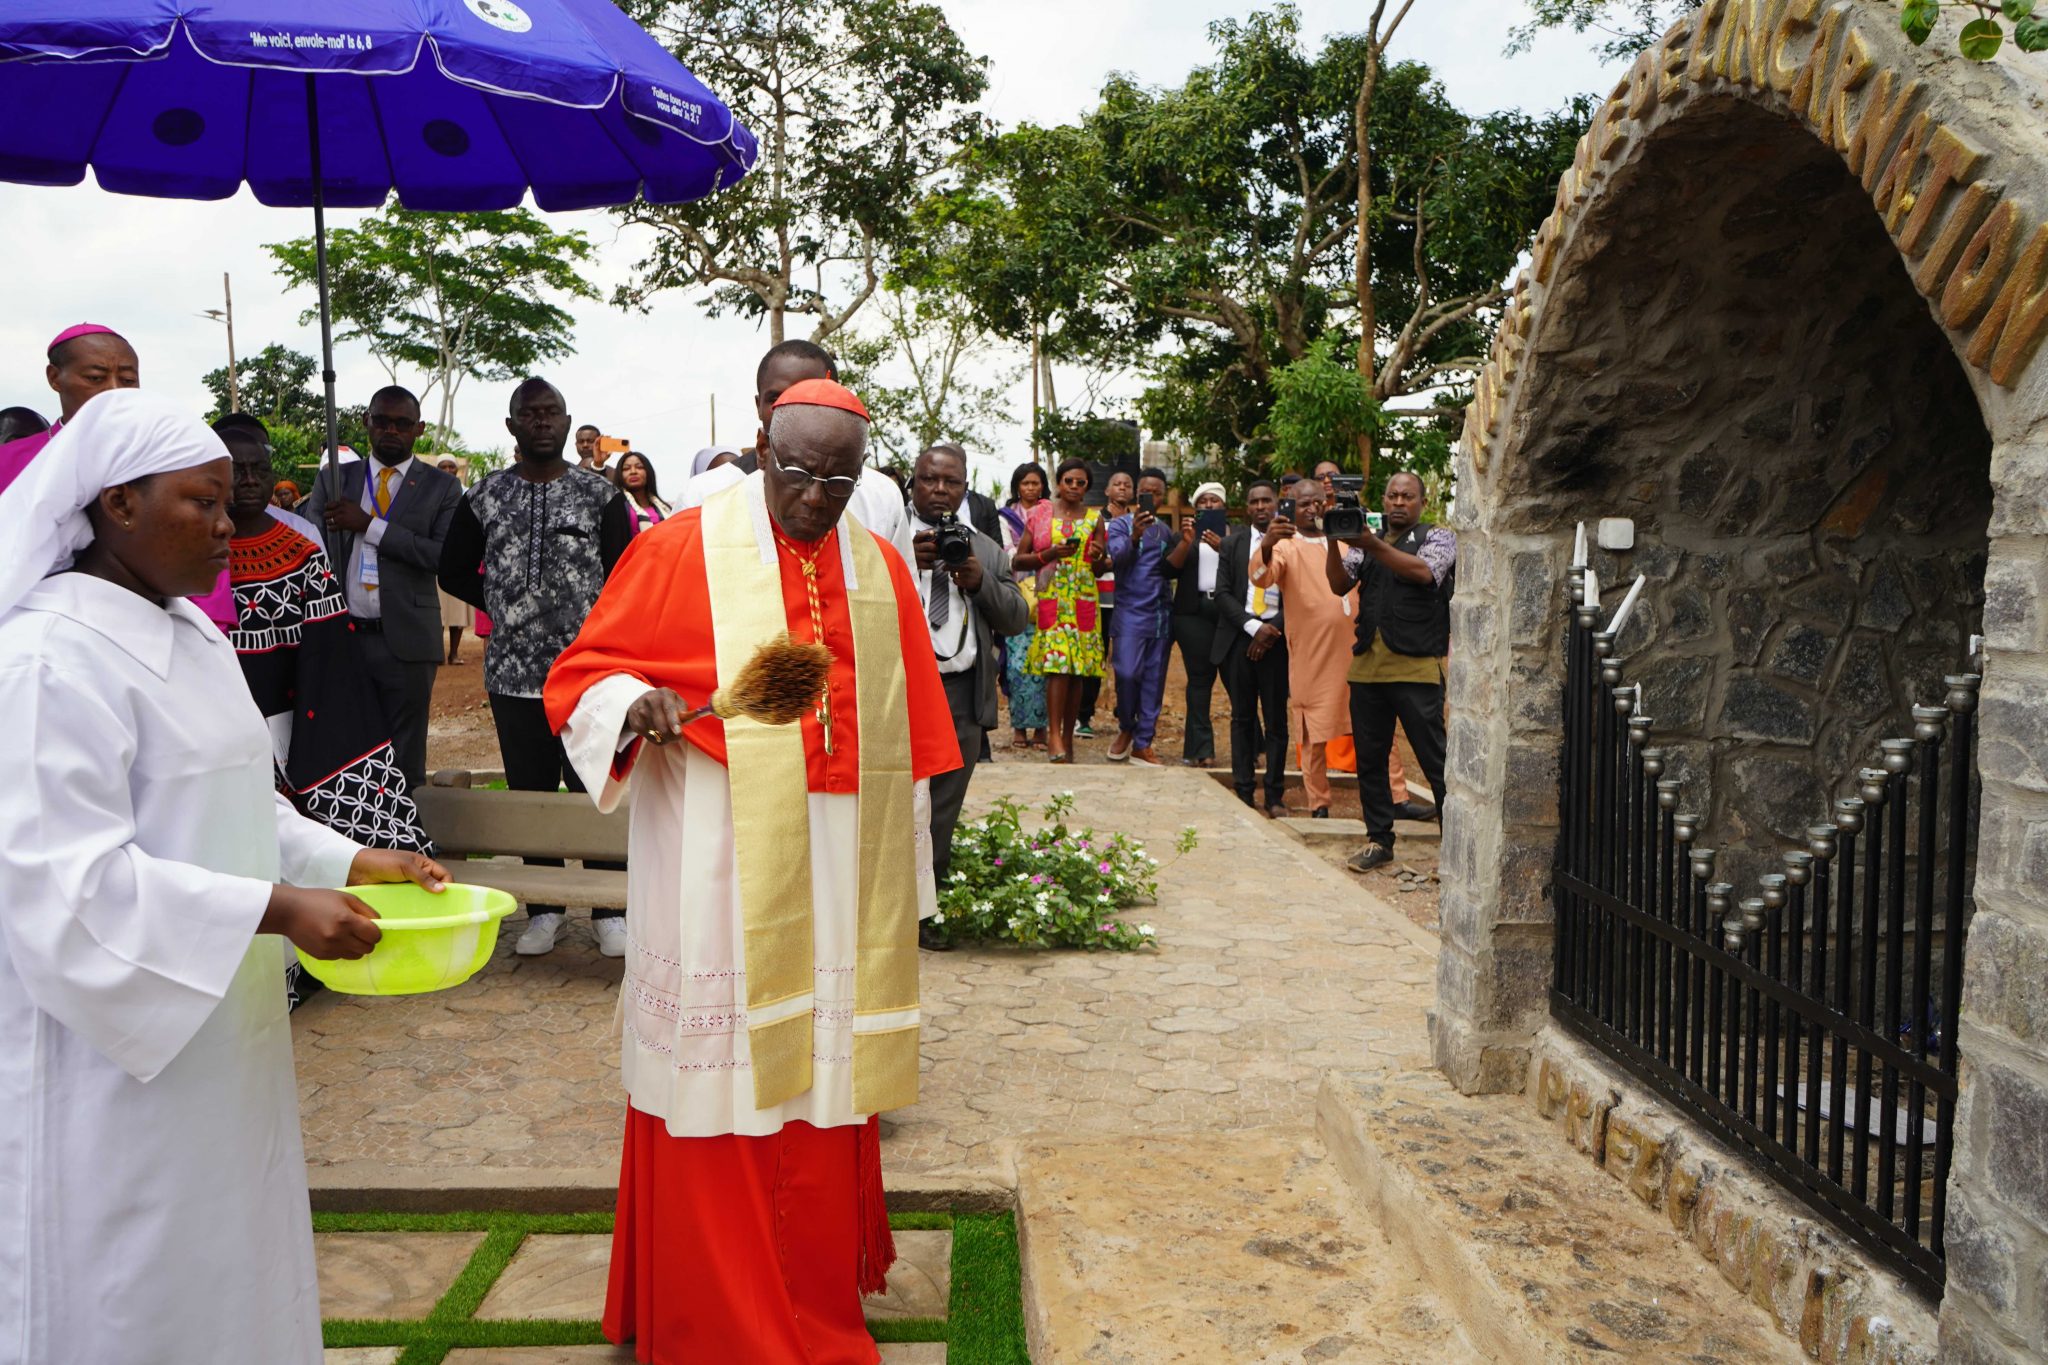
[[699, 477, 921, 1114]]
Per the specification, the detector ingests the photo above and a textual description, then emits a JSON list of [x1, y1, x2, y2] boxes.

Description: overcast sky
[[0, 1, 1626, 493]]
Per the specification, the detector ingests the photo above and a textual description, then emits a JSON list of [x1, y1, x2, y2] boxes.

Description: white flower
[[1139, 923, 1156, 937]]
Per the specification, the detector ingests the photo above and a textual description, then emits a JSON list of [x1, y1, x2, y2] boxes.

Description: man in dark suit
[[908, 443, 1030, 909], [1167, 481, 1229, 766], [304, 384, 464, 788], [1212, 477, 1289, 815]]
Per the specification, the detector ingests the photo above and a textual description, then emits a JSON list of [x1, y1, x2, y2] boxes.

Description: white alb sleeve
[[0, 664, 273, 1082]]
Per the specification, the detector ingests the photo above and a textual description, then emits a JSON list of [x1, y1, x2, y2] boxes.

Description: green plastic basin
[[293, 882, 518, 996]]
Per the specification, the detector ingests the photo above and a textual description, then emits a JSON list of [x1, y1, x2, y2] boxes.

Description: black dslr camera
[[1322, 474, 1369, 539], [930, 512, 975, 565]]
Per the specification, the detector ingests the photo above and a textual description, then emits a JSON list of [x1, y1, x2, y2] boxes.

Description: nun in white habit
[[0, 391, 449, 1365]]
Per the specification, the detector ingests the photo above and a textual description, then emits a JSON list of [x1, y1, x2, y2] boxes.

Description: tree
[[844, 289, 1018, 468], [268, 202, 599, 437], [1512, 1, 2046, 62], [1505, 1, 1697, 61], [203, 343, 326, 430], [613, 0, 986, 345], [201, 342, 370, 480], [948, 8, 1583, 490]]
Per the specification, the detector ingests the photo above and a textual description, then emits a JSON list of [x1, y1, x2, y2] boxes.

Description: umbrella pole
[[305, 75, 343, 553]]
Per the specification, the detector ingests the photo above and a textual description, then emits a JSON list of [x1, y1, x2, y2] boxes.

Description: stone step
[[1315, 1070, 1804, 1363], [1016, 1127, 1473, 1362], [1278, 816, 1440, 845]]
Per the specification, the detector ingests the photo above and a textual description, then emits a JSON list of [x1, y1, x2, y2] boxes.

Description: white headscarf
[[0, 389, 228, 619], [690, 445, 740, 478]]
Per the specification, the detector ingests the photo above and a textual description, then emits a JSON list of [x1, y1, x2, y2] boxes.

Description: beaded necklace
[[774, 529, 837, 755]]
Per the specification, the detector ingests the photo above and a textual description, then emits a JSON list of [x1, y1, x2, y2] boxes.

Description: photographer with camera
[[1168, 481, 1230, 767], [910, 444, 1031, 900], [1325, 471, 1455, 874], [1106, 467, 1180, 767]]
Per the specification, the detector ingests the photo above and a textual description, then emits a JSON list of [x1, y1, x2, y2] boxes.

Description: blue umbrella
[[0, 0, 756, 465]]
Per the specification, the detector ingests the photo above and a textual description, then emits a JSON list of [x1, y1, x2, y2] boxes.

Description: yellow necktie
[[375, 467, 396, 517], [1251, 584, 1268, 616]]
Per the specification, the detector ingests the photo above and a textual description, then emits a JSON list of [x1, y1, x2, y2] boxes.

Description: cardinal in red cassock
[[546, 379, 959, 1363]]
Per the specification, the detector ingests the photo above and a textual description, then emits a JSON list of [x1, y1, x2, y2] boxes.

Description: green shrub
[[930, 792, 1195, 950]]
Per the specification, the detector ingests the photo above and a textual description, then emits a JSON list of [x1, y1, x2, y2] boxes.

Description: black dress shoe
[[1392, 799, 1438, 822], [1311, 807, 1330, 819], [1264, 803, 1287, 820], [917, 922, 954, 951], [1346, 843, 1395, 874]]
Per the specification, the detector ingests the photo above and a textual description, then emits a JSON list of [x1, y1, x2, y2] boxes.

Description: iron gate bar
[[1931, 675, 1977, 1258], [1880, 743, 1912, 1222], [1551, 992, 1947, 1297], [1803, 826, 1834, 1170], [1906, 707, 1944, 1239], [1854, 766, 1886, 1204], [1550, 572, 1978, 1292], [1552, 876, 1953, 1091], [1830, 798, 1862, 1187]]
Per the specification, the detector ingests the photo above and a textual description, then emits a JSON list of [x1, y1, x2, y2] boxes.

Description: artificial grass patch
[[949, 1213, 1030, 1364], [318, 1207, 1025, 1361]]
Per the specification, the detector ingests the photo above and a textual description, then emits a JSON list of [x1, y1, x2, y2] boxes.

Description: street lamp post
[[201, 272, 239, 412]]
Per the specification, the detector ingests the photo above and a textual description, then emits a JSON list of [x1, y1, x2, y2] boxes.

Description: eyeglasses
[[768, 459, 859, 500]]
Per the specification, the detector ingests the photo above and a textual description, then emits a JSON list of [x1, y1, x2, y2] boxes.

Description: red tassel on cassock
[[854, 1113, 896, 1296]]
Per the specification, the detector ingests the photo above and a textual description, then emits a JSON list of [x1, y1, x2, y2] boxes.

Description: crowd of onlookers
[[3, 322, 1455, 995], [979, 456, 1456, 874]]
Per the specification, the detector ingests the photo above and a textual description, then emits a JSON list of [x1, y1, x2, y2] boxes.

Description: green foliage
[[1033, 411, 1139, 470], [268, 202, 598, 437], [616, 0, 987, 342], [929, 792, 1195, 950], [1916, 1, 2048, 53], [1266, 334, 1382, 475], [940, 8, 1582, 474], [844, 288, 1019, 467], [1506, 1, 1699, 61], [1510, 0, 2044, 61]]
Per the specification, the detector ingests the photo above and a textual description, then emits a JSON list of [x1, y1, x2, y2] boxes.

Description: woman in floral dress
[[1015, 458, 1110, 763], [998, 462, 1050, 749]]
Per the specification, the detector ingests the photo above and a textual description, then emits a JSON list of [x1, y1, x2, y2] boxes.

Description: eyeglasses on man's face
[[768, 457, 860, 500]]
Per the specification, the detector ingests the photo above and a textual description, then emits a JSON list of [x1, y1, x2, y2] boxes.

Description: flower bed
[[930, 791, 1197, 950]]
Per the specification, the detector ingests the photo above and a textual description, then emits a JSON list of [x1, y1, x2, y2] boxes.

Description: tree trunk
[[1354, 2, 1411, 480]]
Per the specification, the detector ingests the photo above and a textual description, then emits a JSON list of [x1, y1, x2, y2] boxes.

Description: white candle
[[1583, 565, 1598, 610], [1572, 522, 1587, 568], [1609, 574, 1647, 640]]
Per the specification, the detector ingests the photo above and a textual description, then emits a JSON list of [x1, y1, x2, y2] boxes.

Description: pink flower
[[993, 857, 1004, 866], [1098, 861, 1112, 874]]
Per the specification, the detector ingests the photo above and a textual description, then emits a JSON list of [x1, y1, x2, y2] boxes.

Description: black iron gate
[[1550, 565, 1977, 1296]]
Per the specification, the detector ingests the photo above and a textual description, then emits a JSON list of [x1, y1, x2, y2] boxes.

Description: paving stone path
[[294, 762, 1439, 1187]]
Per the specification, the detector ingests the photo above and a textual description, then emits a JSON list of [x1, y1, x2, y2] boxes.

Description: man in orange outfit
[[546, 379, 959, 1364]]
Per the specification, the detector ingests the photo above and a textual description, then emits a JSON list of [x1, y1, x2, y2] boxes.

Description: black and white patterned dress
[[228, 522, 434, 1009]]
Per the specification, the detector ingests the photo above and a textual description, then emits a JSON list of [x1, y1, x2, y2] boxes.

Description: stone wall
[[1500, 100, 1993, 887], [1432, 5, 2048, 1359], [1527, 1028, 1940, 1363]]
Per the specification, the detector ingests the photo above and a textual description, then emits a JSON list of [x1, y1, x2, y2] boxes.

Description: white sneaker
[[595, 917, 629, 959], [515, 911, 564, 956]]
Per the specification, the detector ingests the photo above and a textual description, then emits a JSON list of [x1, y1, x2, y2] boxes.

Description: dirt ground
[[424, 628, 1443, 936]]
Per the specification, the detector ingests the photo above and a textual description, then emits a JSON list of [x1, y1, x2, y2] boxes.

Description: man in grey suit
[[304, 385, 464, 788], [908, 443, 1030, 899]]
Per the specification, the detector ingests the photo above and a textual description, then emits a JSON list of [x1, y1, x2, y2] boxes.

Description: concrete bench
[[416, 772, 627, 910]]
